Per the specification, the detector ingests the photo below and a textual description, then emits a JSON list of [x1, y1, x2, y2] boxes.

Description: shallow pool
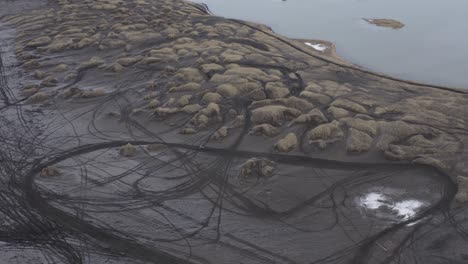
[[193, 0, 468, 88]]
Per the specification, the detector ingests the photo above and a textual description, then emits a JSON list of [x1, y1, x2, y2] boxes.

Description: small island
[[363, 18, 405, 29]]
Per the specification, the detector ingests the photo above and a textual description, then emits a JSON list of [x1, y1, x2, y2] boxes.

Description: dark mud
[[0, 0, 468, 263]]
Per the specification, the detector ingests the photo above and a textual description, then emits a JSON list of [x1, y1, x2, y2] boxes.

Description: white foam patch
[[393, 200, 424, 220], [360, 193, 386, 209], [359, 192, 425, 221], [304, 42, 327, 52]]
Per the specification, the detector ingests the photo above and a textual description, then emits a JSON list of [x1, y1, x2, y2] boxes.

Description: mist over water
[[194, 0, 468, 88]]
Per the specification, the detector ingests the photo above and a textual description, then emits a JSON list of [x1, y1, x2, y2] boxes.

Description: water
[[193, 0, 468, 88]]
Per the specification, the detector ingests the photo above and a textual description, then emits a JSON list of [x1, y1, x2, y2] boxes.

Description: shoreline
[[190, 1, 468, 93], [293, 38, 343, 61]]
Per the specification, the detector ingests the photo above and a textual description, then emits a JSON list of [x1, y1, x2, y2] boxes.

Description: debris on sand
[[239, 158, 275, 178], [363, 18, 405, 29], [40, 166, 60, 177], [120, 143, 136, 157]]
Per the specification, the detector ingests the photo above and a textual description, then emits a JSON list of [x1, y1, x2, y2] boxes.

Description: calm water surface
[[194, 0, 468, 88]]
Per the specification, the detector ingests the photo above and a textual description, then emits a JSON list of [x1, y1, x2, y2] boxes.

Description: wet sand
[[0, 0, 467, 263]]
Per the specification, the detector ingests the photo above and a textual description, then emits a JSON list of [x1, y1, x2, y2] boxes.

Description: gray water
[[194, 0, 468, 89]]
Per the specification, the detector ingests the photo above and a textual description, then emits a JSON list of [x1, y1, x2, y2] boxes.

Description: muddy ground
[[1, 0, 468, 263]]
